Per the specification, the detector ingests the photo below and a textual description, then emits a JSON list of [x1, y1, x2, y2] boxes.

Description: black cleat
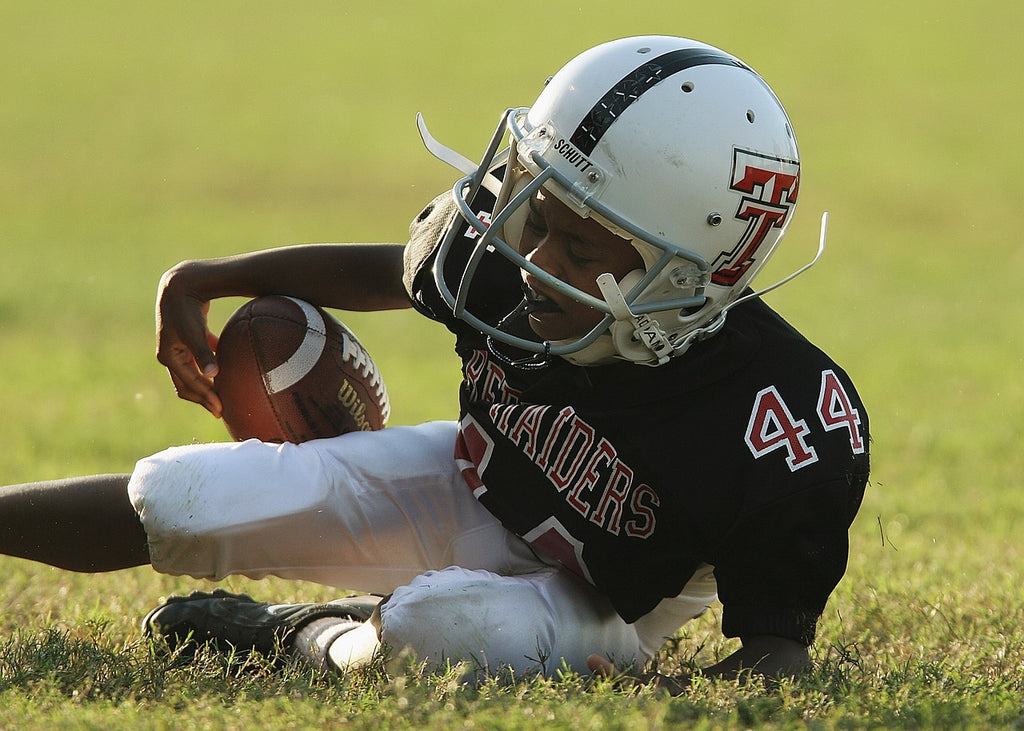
[[143, 588, 381, 658]]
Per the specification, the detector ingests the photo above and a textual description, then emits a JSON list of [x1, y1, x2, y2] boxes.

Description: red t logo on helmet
[[712, 149, 800, 287]]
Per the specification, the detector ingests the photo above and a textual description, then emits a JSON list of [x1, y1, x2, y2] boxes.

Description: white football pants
[[128, 421, 717, 677]]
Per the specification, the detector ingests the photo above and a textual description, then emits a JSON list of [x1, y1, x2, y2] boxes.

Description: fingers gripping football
[[156, 284, 223, 415]]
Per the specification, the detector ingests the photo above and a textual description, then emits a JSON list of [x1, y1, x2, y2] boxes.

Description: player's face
[[518, 189, 643, 342]]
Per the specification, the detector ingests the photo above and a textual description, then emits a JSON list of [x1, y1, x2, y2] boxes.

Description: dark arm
[[156, 243, 409, 415]]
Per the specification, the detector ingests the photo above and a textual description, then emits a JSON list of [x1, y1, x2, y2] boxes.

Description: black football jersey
[[403, 192, 870, 645]]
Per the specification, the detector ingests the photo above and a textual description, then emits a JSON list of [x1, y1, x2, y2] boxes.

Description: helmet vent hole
[[681, 81, 695, 93], [746, 109, 756, 123]]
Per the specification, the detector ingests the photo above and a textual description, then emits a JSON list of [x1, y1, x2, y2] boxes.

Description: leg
[[176, 565, 643, 679], [0, 474, 149, 571], [332, 564, 718, 680], [372, 565, 643, 680], [128, 422, 539, 591], [145, 566, 712, 681], [133, 422, 645, 678]]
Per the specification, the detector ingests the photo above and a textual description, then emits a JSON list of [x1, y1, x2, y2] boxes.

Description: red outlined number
[[817, 369, 865, 454], [745, 386, 819, 471], [746, 372, 865, 471], [523, 517, 594, 583]]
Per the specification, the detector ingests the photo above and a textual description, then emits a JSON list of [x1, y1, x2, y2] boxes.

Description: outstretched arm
[[156, 243, 409, 415], [588, 634, 810, 695]]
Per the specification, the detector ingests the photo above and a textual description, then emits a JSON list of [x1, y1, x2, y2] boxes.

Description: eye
[[566, 246, 597, 267], [523, 210, 548, 237]]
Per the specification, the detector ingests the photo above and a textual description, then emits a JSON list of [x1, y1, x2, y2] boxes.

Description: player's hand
[[586, 654, 689, 696], [155, 263, 223, 417]]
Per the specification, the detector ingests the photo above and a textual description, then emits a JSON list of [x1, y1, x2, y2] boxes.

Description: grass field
[[2, 1, 1023, 728]]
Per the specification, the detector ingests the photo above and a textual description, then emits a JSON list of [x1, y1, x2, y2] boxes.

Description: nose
[[523, 236, 564, 281]]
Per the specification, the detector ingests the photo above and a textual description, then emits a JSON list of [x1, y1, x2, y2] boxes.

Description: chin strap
[[597, 212, 830, 365], [485, 297, 554, 370], [596, 273, 674, 366]]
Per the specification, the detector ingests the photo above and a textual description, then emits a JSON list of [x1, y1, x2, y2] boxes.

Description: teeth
[[522, 287, 559, 313]]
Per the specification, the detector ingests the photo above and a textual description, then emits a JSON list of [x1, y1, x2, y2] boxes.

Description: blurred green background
[[1, 0, 1022, 678]]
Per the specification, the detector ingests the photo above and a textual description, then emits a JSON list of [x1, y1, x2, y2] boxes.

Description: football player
[[0, 36, 868, 691]]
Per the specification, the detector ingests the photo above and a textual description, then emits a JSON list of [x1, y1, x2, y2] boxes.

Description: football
[[213, 295, 390, 443]]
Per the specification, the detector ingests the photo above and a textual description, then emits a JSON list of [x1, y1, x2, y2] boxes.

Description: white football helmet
[[422, 35, 805, 366]]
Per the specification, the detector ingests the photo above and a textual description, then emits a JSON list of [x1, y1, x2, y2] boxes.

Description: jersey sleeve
[[401, 184, 519, 340], [711, 464, 868, 645], [402, 191, 461, 324]]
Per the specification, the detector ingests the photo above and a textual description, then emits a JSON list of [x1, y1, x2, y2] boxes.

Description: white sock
[[325, 621, 382, 671], [293, 617, 362, 672]]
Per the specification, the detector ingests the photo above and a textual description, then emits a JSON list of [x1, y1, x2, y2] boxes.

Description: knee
[[379, 567, 557, 679], [129, 441, 330, 535]]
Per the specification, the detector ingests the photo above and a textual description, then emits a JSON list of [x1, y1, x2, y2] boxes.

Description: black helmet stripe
[[569, 48, 750, 155]]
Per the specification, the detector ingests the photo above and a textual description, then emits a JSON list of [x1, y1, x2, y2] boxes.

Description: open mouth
[[523, 285, 562, 314]]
